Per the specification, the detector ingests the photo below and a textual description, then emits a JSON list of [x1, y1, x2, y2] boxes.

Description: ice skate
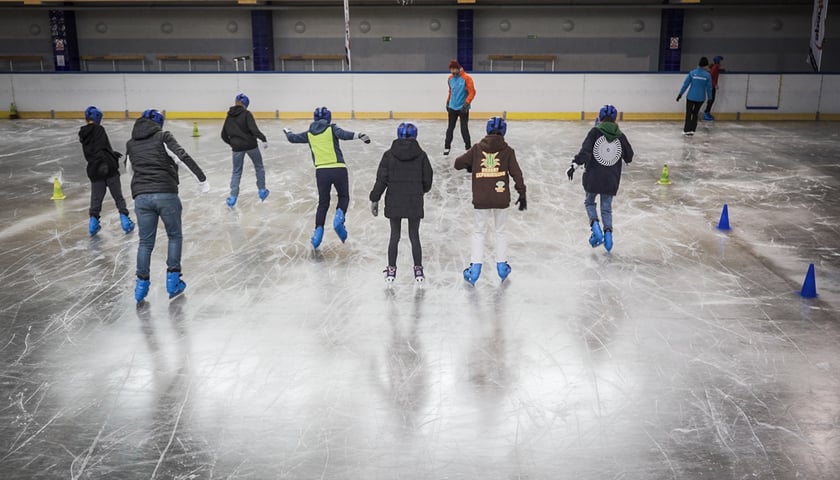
[[120, 213, 135, 234], [703, 112, 714, 121], [333, 209, 348, 243], [604, 229, 613, 252], [311, 226, 324, 249], [463, 263, 482, 286], [166, 271, 186, 299], [443, 148, 450, 156], [589, 220, 604, 247], [258, 189, 270, 202], [497, 261, 511, 282], [226, 195, 237, 208], [384, 265, 396, 283], [135, 277, 150, 303], [89, 217, 101, 237], [414, 265, 425, 283]]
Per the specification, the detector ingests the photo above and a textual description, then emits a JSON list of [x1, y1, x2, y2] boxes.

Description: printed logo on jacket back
[[593, 137, 622, 167], [477, 151, 506, 179]]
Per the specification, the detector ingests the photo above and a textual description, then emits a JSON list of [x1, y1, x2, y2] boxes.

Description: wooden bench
[[156, 55, 223, 71], [488, 54, 557, 72], [279, 54, 346, 72], [81, 55, 146, 72], [0, 55, 44, 72]]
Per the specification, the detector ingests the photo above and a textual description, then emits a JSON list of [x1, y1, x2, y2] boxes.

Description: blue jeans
[[134, 193, 183, 279], [584, 192, 613, 230], [229, 148, 266, 197]]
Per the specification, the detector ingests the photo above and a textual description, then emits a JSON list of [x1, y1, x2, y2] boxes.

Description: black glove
[[516, 196, 527, 211], [460, 103, 470, 114], [676, 94, 682, 102], [114, 151, 123, 159], [566, 164, 575, 181], [465, 164, 472, 173], [370, 201, 379, 217], [358, 133, 371, 144]]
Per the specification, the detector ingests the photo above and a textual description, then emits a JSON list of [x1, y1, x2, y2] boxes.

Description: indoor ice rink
[[2, 0, 840, 478]]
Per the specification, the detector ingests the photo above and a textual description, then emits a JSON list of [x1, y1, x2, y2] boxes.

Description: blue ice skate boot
[[463, 263, 482, 285], [333, 209, 348, 243], [258, 189, 270, 202], [311, 226, 324, 249], [497, 261, 512, 282], [703, 112, 715, 121], [166, 271, 186, 299], [589, 220, 604, 247], [604, 229, 613, 252], [120, 213, 135, 234], [89, 217, 101, 237], [226, 196, 237, 208], [135, 277, 150, 303]]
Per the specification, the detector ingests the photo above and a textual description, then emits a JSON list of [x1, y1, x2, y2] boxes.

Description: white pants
[[471, 209, 508, 264]]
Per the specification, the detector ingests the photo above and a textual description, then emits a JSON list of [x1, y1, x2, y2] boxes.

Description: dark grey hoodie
[[221, 105, 266, 152], [126, 117, 206, 198]]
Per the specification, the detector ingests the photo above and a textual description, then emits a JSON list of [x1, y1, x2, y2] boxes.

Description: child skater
[[79, 106, 135, 236], [454, 116, 526, 286], [369, 122, 433, 283], [566, 104, 634, 252], [283, 106, 371, 250], [221, 93, 269, 207]]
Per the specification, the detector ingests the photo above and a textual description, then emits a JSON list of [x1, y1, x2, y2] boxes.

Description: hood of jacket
[[308, 119, 331, 135], [477, 134, 508, 153], [78, 123, 104, 146], [131, 117, 162, 140], [596, 121, 622, 142], [389, 138, 424, 161], [227, 105, 246, 117]]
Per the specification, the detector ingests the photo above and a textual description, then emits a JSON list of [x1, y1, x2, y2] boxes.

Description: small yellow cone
[[657, 164, 672, 185], [192, 122, 200, 137], [51, 177, 66, 200], [9, 102, 19, 120]]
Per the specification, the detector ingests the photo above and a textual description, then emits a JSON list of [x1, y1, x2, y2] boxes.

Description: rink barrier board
[[4, 111, 838, 122]]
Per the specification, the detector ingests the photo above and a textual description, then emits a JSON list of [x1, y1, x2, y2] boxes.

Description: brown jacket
[[454, 134, 525, 209]]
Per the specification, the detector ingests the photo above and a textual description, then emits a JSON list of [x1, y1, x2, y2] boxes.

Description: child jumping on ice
[[454, 116, 526, 286], [369, 122, 434, 283], [283, 106, 371, 250], [79, 106, 135, 237], [566, 104, 634, 252]]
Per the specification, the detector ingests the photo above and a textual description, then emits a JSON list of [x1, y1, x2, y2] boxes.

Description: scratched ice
[[1, 118, 839, 479]]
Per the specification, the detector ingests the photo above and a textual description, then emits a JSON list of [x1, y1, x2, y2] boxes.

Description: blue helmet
[[314, 106, 331, 123], [486, 116, 507, 136], [597, 104, 618, 124], [142, 109, 165, 127], [713, 55, 723, 64], [235, 93, 249, 108], [397, 122, 418, 139], [84, 106, 103, 125]]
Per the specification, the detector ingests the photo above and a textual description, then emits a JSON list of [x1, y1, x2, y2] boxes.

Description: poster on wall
[[808, 0, 828, 72]]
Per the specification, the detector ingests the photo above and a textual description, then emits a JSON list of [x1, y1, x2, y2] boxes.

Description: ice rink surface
[[1, 117, 839, 479]]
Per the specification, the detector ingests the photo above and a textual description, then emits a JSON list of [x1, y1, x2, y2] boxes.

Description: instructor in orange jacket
[[444, 59, 476, 156]]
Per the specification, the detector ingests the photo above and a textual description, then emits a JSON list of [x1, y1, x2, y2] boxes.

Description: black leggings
[[90, 175, 129, 218], [388, 217, 422, 267]]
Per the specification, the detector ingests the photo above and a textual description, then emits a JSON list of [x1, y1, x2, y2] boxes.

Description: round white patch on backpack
[[593, 136, 622, 167]]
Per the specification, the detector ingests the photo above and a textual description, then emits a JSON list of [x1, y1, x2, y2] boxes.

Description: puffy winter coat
[[454, 134, 525, 209], [79, 123, 121, 181], [572, 122, 634, 196], [369, 138, 433, 219], [221, 105, 267, 152], [126, 117, 206, 198]]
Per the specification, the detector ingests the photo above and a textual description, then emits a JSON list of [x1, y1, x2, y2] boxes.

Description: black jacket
[[369, 138, 433, 219], [79, 123, 121, 181], [221, 105, 266, 152], [126, 117, 206, 198], [573, 123, 633, 196]]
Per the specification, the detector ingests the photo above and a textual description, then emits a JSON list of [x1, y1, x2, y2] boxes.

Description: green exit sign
[[382, 36, 393, 42]]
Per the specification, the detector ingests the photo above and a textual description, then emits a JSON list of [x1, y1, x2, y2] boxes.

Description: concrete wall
[[2, 72, 837, 119], [0, 6, 837, 73]]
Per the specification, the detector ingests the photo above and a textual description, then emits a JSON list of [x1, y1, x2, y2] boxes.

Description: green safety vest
[[307, 128, 345, 169]]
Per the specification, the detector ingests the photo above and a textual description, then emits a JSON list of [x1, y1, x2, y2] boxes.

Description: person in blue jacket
[[283, 106, 371, 250], [676, 57, 713, 136]]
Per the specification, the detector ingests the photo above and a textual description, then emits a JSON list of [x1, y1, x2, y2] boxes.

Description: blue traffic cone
[[800, 263, 817, 298], [717, 204, 731, 230]]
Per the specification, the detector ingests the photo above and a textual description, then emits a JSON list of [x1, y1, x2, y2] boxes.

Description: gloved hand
[[198, 180, 210, 194], [283, 127, 292, 136], [465, 164, 472, 173], [460, 103, 471, 114], [114, 151, 123, 159], [261, 141, 268, 150], [516, 196, 527, 211], [566, 163, 575, 181], [358, 133, 371, 144], [370, 201, 379, 217], [676, 94, 682, 102]]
